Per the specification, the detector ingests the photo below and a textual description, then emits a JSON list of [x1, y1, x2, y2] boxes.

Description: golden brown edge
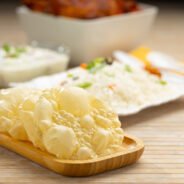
[[0, 133, 144, 164]]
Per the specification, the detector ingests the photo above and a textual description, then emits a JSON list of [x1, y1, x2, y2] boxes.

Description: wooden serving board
[[0, 133, 144, 177]]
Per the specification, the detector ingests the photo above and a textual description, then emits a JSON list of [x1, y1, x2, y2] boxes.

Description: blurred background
[[0, 0, 184, 59]]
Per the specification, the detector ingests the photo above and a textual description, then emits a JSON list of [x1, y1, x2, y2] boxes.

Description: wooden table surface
[[0, 1, 184, 184]]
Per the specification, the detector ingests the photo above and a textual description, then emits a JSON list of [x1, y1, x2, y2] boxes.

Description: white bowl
[[17, 4, 158, 65], [0, 44, 69, 87]]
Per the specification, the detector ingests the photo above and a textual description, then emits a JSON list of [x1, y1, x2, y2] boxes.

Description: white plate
[[11, 65, 184, 116]]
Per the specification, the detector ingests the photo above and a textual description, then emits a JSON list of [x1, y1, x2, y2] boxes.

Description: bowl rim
[[16, 3, 158, 24]]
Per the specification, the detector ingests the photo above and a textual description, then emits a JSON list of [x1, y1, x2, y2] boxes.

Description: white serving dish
[[11, 69, 184, 116], [0, 45, 69, 87], [12, 54, 184, 117], [17, 4, 158, 65]]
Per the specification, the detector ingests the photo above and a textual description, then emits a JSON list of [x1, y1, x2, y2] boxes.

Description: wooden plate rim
[[0, 133, 144, 164]]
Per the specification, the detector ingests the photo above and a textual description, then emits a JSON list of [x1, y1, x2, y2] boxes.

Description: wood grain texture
[[0, 1, 184, 183], [0, 134, 144, 177], [0, 98, 184, 183]]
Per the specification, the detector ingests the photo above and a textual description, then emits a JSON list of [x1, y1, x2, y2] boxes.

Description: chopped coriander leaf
[[2, 44, 27, 58], [9, 52, 20, 58], [159, 80, 167, 85], [2, 44, 11, 53], [77, 82, 92, 89], [16, 47, 27, 53], [87, 57, 107, 73], [87, 57, 105, 69], [124, 64, 132, 73], [67, 73, 73, 78]]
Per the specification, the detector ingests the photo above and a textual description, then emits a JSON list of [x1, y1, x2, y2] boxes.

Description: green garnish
[[124, 64, 132, 73], [84, 57, 114, 73], [16, 47, 27, 53], [2, 43, 27, 58], [159, 80, 167, 85], [86, 57, 106, 73], [9, 52, 20, 58], [2, 44, 11, 53], [67, 73, 73, 78], [77, 82, 92, 89]]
